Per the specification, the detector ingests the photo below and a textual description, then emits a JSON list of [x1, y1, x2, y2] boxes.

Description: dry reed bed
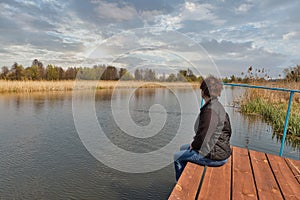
[[241, 81, 300, 137], [0, 80, 199, 93], [242, 82, 300, 111]]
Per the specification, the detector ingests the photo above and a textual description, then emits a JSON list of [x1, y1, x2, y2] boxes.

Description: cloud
[[139, 9, 165, 23], [283, 32, 299, 40], [201, 39, 253, 56], [92, 1, 138, 22], [0, 1, 106, 67], [200, 39, 287, 77], [154, 15, 183, 30], [181, 2, 225, 25], [153, 1, 226, 30], [235, 3, 254, 14]]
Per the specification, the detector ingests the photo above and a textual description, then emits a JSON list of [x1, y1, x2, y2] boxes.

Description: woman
[[174, 75, 232, 181]]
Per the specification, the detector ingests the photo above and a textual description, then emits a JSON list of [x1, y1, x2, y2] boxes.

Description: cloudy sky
[[0, 0, 300, 77]]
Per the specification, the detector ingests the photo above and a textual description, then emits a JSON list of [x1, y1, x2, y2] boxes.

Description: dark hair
[[200, 75, 223, 98]]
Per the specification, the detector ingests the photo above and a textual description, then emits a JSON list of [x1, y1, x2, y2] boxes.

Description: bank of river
[[238, 83, 300, 138]]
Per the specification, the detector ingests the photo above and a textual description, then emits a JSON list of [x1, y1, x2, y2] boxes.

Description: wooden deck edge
[[168, 162, 205, 200], [285, 158, 300, 183]]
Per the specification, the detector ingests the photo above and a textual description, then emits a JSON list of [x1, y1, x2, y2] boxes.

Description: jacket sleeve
[[191, 108, 219, 150]]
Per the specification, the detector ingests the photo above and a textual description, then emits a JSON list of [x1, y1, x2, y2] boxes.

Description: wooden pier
[[169, 146, 300, 200]]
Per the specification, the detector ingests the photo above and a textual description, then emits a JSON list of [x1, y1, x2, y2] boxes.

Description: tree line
[[1, 59, 299, 82], [0, 59, 202, 82]]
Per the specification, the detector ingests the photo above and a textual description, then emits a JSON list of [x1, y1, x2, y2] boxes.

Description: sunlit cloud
[[283, 31, 299, 40]]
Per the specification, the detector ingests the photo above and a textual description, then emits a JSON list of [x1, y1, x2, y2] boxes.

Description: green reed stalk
[[241, 97, 300, 137]]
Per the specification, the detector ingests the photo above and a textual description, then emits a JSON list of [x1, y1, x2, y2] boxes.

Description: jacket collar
[[200, 97, 218, 110]]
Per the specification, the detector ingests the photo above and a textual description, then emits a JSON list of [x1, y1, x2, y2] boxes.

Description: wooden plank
[[267, 154, 300, 199], [197, 156, 231, 200], [168, 147, 300, 200], [249, 150, 283, 200], [232, 147, 257, 200], [168, 162, 204, 200], [285, 158, 300, 183]]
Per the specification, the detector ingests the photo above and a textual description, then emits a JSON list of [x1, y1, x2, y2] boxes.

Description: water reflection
[[134, 88, 155, 100], [95, 89, 113, 101], [1, 92, 72, 114], [96, 88, 181, 153], [272, 132, 300, 149]]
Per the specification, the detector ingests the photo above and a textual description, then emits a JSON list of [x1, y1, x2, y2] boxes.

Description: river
[[0, 87, 299, 199]]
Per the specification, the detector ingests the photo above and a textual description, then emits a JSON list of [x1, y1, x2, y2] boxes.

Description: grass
[[0, 80, 199, 93], [240, 81, 300, 138]]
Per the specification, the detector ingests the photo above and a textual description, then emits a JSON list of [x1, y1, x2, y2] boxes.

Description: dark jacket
[[191, 98, 232, 161]]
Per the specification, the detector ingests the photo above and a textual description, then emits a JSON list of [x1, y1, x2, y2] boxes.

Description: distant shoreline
[[0, 80, 200, 93]]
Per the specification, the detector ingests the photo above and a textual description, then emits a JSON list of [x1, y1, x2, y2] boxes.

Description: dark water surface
[[0, 88, 299, 199]]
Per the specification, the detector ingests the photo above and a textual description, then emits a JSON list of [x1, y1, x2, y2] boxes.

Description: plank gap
[[248, 149, 259, 200], [265, 153, 285, 199]]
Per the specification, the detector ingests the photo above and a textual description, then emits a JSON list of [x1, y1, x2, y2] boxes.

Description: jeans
[[174, 144, 228, 181]]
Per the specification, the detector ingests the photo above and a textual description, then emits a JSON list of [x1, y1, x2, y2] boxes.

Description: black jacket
[[191, 98, 232, 161]]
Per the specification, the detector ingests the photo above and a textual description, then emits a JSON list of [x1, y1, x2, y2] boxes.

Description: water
[[0, 88, 299, 199]]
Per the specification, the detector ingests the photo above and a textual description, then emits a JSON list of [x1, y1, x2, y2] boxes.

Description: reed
[[0, 80, 75, 93], [241, 81, 300, 138], [0, 80, 199, 93]]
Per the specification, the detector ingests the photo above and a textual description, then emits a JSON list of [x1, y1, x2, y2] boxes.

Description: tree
[[186, 68, 197, 82], [230, 75, 236, 82], [65, 67, 78, 80], [10, 62, 25, 80], [119, 68, 134, 80], [102, 66, 118, 80], [284, 65, 300, 82], [166, 73, 176, 82], [144, 68, 156, 81], [77, 67, 96, 80], [196, 76, 203, 82], [1, 66, 9, 79], [122, 72, 134, 80], [134, 69, 143, 80], [119, 68, 127, 79], [159, 73, 166, 82], [93, 65, 106, 80], [32, 59, 45, 79], [177, 70, 187, 82], [26, 65, 40, 80], [223, 77, 230, 83], [45, 64, 59, 80], [29, 59, 45, 80], [32, 59, 43, 68], [57, 67, 65, 80]]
